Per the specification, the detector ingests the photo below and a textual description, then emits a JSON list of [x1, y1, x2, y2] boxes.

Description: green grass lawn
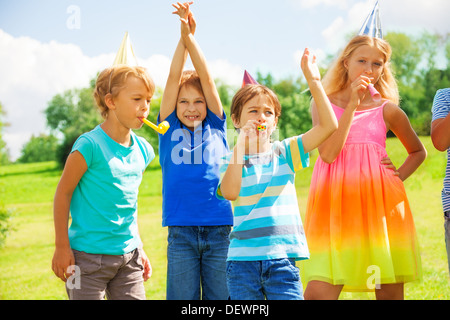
[[0, 136, 449, 300]]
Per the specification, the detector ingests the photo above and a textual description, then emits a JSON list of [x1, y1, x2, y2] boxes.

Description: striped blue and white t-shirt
[[217, 135, 310, 261], [432, 88, 450, 212]]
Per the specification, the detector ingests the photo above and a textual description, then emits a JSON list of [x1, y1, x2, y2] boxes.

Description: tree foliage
[[17, 134, 59, 163]]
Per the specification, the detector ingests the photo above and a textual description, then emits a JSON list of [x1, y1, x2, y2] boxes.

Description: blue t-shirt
[[158, 109, 233, 226], [432, 88, 450, 212], [69, 125, 155, 255], [217, 136, 310, 261]]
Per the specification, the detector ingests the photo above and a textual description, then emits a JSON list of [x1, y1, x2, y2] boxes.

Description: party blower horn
[[139, 118, 170, 134], [113, 32, 170, 135], [368, 82, 381, 102]]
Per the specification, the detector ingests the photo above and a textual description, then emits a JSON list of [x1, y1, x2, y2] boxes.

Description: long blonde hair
[[322, 35, 399, 105]]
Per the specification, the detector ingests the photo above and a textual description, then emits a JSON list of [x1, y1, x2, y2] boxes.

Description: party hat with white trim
[[113, 32, 139, 66], [358, 1, 383, 39]]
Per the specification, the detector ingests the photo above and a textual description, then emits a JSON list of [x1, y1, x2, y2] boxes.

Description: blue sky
[[1, 0, 449, 160]]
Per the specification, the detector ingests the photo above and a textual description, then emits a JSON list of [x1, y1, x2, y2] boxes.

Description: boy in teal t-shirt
[[52, 65, 155, 300]]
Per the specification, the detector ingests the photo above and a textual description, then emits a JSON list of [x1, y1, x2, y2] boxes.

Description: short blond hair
[[94, 65, 155, 119], [322, 35, 399, 105]]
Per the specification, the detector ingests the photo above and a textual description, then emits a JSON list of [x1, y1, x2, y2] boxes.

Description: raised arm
[[159, 2, 193, 121], [180, 13, 224, 119], [159, 40, 188, 121], [315, 74, 370, 163], [300, 48, 338, 154]]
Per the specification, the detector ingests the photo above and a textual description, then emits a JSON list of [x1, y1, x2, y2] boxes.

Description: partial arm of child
[[431, 113, 450, 152], [384, 103, 427, 181], [300, 48, 338, 154], [159, 2, 193, 122], [179, 9, 224, 119], [52, 151, 87, 282], [219, 121, 259, 201], [315, 75, 372, 163]]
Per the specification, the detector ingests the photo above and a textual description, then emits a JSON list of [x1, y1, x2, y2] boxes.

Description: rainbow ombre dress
[[303, 102, 421, 292]]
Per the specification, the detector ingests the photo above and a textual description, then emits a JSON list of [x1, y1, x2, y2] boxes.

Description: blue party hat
[[358, 1, 383, 39]]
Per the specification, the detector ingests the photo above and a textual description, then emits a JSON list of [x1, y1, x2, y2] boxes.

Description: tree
[[386, 31, 450, 135], [17, 134, 59, 163], [45, 79, 101, 166]]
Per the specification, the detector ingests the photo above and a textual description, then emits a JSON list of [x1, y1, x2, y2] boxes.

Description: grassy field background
[[0, 136, 449, 300]]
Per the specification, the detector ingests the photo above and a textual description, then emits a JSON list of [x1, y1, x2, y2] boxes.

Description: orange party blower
[[140, 118, 170, 135]]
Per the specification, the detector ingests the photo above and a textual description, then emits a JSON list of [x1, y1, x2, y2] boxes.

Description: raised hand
[[172, 1, 193, 19], [301, 48, 320, 82], [172, 2, 196, 35]]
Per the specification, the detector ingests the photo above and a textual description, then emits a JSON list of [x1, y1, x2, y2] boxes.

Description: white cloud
[[291, 0, 349, 9], [293, 48, 327, 70], [0, 29, 242, 161], [0, 29, 112, 161]]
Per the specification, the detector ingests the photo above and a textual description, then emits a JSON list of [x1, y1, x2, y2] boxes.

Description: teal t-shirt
[[68, 125, 155, 255]]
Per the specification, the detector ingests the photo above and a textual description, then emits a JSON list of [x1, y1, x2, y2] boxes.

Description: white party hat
[[113, 32, 139, 66], [358, 1, 383, 39]]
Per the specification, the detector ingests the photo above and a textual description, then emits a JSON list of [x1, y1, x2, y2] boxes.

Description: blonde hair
[[230, 84, 281, 127], [94, 65, 155, 119], [322, 35, 399, 105]]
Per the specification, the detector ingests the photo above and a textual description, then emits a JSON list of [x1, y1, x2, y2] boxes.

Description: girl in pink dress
[[303, 35, 427, 300]]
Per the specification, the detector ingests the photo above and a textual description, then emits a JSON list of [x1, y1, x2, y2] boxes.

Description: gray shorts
[[66, 248, 146, 300]]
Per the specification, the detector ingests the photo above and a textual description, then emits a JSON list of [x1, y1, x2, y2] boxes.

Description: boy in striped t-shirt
[[431, 88, 450, 274], [216, 48, 338, 300]]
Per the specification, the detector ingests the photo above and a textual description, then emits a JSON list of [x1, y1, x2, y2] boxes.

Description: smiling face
[[176, 84, 208, 131], [344, 44, 385, 84]]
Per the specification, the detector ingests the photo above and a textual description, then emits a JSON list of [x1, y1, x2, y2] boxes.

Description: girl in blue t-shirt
[[158, 3, 233, 300], [52, 65, 155, 300]]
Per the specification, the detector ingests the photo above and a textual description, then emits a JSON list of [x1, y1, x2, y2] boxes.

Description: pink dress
[[303, 102, 422, 292]]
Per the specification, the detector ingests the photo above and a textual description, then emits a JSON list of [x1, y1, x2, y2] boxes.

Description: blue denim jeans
[[226, 258, 303, 300], [166, 226, 231, 300]]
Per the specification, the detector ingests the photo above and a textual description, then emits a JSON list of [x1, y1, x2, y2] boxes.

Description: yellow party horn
[[140, 118, 170, 135]]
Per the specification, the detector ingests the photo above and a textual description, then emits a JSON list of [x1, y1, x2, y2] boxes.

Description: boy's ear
[[231, 114, 240, 129], [104, 93, 116, 110]]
